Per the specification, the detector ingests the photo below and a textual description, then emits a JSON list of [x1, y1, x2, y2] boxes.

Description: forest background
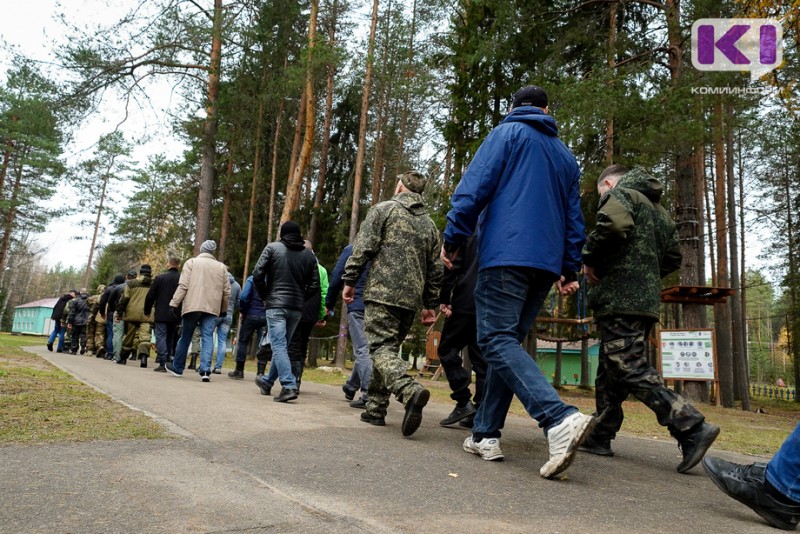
[[1, 0, 798, 407]]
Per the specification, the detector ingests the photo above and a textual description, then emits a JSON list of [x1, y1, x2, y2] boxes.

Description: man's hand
[[439, 303, 453, 318], [440, 244, 460, 270], [169, 306, 181, 321], [315, 320, 326, 328], [584, 265, 599, 284], [556, 276, 580, 296], [219, 312, 227, 319], [343, 285, 355, 305], [421, 309, 436, 326], [67, 323, 73, 330], [114, 314, 121, 323]]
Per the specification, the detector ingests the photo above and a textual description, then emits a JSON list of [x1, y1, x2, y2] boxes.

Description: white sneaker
[[463, 436, 504, 461], [540, 412, 596, 478]]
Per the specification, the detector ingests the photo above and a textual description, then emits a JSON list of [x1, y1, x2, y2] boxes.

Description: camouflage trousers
[[122, 321, 152, 358], [592, 316, 704, 442], [93, 320, 107, 354], [364, 302, 423, 418], [86, 319, 98, 352]]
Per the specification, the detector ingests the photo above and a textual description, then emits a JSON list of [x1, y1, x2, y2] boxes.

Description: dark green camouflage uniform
[[344, 189, 443, 418], [583, 168, 704, 443]]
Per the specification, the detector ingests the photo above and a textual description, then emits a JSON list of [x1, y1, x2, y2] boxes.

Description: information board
[[659, 329, 717, 381]]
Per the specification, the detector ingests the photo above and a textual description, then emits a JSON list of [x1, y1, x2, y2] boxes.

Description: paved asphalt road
[[0, 346, 778, 533]]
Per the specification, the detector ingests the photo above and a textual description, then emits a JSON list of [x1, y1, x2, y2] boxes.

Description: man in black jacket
[[67, 289, 90, 354], [109, 271, 136, 362], [437, 235, 487, 428], [47, 289, 76, 353], [145, 257, 182, 372], [253, 221, 320, 403], [99, 274, 125, 360]]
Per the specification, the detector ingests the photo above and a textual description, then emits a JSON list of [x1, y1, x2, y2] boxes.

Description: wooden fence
[[750, 385, 797, 401]]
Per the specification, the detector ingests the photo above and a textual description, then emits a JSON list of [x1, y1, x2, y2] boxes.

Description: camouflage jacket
[[116, 275, 155, 323], [583, 168, 682, 319], [344, 191, 443, 312], [88, 290, 105, 325]]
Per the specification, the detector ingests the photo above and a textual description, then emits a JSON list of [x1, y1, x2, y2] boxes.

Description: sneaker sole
[[541, 415, 597, 479], [401, 389, 430, 437], [167, 368, 183, 377], [201, 376, 210, 382]]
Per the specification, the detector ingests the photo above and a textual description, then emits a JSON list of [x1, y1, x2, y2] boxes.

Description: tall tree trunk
[[268, 98, 286, 242], [308, 4, 338, 247], [82, 154, 117, 287], [605, 1, 617, 166], [194, 0, 223, 254], [667, 0, 707, 402], [738, 126, 748, 389], [286, 89, 307, 212], [0, 148, 26, 278], [0, 116, 16, 194], [783, 143, 800, 400], [243, 86, 267, 281], [337, 0, 379, 367], [396, 0, 416, 168], [281, 0, 319, 224], [218, 133, 237, 263], [726, 105, 749, 409], [704, 149, 716, 286], [713, 98, 734, 407], [369, 0, 394, 206]]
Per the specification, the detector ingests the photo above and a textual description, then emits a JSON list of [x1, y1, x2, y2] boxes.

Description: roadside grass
[[299, 357, 798, 457], [0, 334, 168, 445]]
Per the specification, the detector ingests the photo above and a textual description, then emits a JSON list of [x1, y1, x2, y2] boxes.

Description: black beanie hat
[[112, 274, 125, 285], [139, 264, 152, 275], [280, 221, 302, 238]]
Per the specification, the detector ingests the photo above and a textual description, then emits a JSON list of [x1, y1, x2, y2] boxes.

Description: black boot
[[139, 353, 148, 368], [228, 361, 245, 379], [187, 353, 198, 370], [291, 360, 303, 394], [256, 361, 267, 376], [677, 422, 720, 473]]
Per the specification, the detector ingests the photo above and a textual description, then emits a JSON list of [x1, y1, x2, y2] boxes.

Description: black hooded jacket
[[252, 238, 320, 311]]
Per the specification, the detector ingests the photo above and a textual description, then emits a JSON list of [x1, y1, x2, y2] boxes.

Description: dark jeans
[[154, 322, 179, 364], [438, 311, 486, 406], [235, 315, 267, 363], [472, 266, 577, 440], [593, 316, 704, 442], [48, 322, 66, 351], [70, 325, 87, 353], [105, 319, 114, 355], [288, 320, 315, 386]]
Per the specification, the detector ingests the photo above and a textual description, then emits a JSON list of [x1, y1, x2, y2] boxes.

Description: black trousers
[[437, 312, 487, 406], [235, 315, 267, 363], [288, 320, 315, 383], [70, 325, 87, 353]]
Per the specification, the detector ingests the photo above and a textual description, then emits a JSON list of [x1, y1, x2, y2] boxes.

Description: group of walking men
[[45, 84, 799, 530]]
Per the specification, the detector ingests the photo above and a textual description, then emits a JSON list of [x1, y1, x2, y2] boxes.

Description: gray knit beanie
[[200, 240, 217, 254]]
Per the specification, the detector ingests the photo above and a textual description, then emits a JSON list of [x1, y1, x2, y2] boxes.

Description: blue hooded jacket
[[239, 276, 266, 318], [444, 106, 585, 277], [326, 244, 370, 313]]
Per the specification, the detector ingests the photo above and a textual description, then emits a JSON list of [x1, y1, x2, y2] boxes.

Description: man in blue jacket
[[441, 86, 595, 479], [327, 244, 372, 409]]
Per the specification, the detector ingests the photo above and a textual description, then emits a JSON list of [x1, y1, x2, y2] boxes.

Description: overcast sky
[[1, 0, 188, 271]]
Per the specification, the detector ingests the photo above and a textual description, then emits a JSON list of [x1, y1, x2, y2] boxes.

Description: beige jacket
[[169, 253, 231, 316]]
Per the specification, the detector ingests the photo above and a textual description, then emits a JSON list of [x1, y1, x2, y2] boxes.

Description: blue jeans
[[172, 312, 217, 374], [214, 317, 232, 369], [105, 320, 114, 355], [48, 322, 66, 351], [260, 308, 302, 390], [345, 310, 371, 400], [472, 266, 577, 440], [767, 422, 800, 502]]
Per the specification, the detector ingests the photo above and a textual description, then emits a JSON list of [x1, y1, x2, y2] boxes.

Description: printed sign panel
[[659, 329, 717, 381]]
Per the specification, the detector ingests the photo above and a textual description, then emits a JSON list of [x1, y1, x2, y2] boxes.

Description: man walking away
[[213, 270, 240, 374], [145, 257, 182, 373], [343, 171, 443, 437], [116, 265, 155, 367], [166, 240, 231, 382], [228, 275, 267, 380], [442, 86, 593, 478], [437, 235, 487, 428], [327, 244, 372, 409], [253, 221, 320, 403], [47, 290, 75, 353], [99, 274, 125, 360], [579, 165, 719, 473], [67, 289, 90, 354]]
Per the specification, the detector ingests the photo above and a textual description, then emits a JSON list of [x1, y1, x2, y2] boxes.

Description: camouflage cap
[[96, 284, 106, 294], [399, 171, 427, 194]]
